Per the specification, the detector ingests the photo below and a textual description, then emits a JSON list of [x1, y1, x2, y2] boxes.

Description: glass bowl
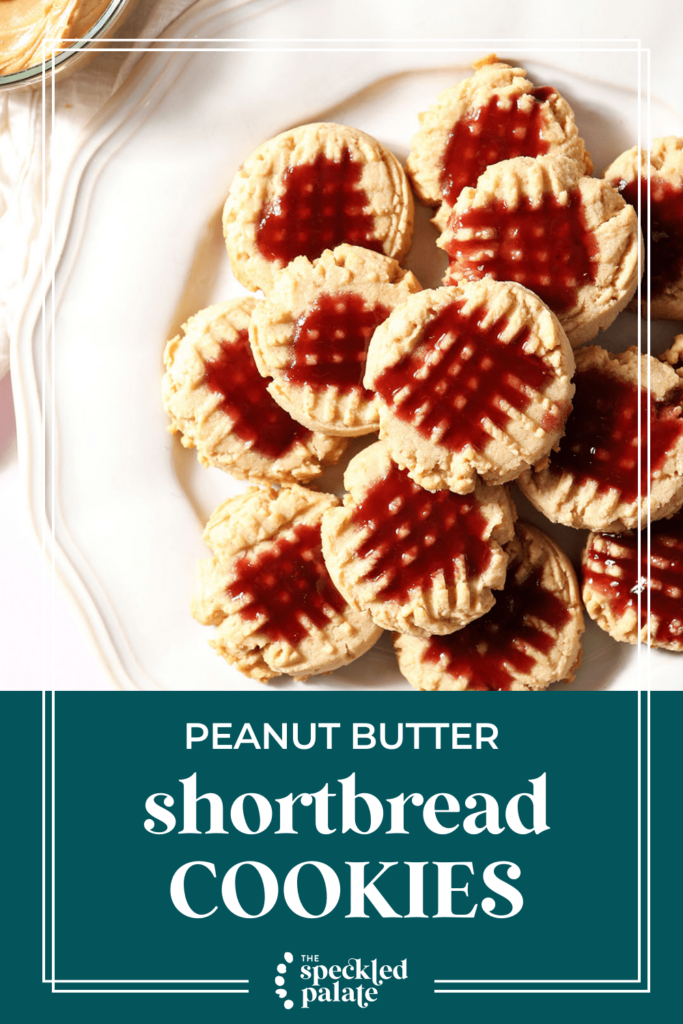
[[0, 0, 135, 92]]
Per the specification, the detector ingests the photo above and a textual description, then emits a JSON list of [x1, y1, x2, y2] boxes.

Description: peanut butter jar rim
[[0, 0, 134, 92]]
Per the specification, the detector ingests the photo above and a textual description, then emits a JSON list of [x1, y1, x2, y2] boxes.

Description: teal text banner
[[1, 691, 679, 1022]]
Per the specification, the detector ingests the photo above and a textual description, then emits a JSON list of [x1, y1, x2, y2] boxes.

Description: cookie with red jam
[[162, 298, 346, 483], [394, 522, 584, 691], [439, 154, 642, 347], [582, 513, 683, 651], [518, 345, 683, 533], [248, 245, 421, 436], [320, 441, 516, 637], [407, 54, 592, 222], [223, 122, 414, 293], [603, 136, 683, 320], [364, 279, 575, 495], [191, 485, 382, 682]]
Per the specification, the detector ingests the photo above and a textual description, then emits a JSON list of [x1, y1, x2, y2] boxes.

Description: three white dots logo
[[275, 951, 295, 1010]]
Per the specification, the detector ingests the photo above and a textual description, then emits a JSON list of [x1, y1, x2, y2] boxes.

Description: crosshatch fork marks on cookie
[[613, 175, 683, 300], [446, 188, 599, 312], [227, 523, 347, 645], [374, 299, 557, 453], [351, 460, 494, 602], [256, 149, 384, 265], [547, 366, 683, 504], [441, 87, 554, 205], [203, 329, 312, 460], [584, 516, 683, 649], [424, 561, 571, 690], [285, 292, 391, 395]]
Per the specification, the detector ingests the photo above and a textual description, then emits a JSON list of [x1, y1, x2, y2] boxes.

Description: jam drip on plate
[[446, 188, 599, 312], [584, 515, 683, 647], [204, 330, 312, 460], [613, 176, 683, 300], [256, 149, 383, 265], [284, 293, 391, 395], [423, 557, 571, 690], [547, 365, 683, 504], [351, 460, 493, 602], [441, 87, 553, 206], [374, 299, 556, 453], [227, 522, 347, 645]]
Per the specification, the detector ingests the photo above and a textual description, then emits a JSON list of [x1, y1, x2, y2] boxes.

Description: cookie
[[603, 137, 683, 320], [582, 513, 683, 651], [439, 155, 642, 348], [320, 441, 516, 637], [364, 279, 575, 494], [394, 522, 584, 690], [407, 54, 592, 220], [518, 345, 683, 533], [223, 122, 414, 293], [248, 245, 421, 436], [191, 485, 382, 682], [162, 298, 346, 484], [660, 334, 683, 379]]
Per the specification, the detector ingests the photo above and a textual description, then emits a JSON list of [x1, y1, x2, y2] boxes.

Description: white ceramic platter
[[16, 4, 683, 689]]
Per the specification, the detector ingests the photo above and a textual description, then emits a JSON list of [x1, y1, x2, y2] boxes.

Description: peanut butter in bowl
[[0, 0, 127, 79]]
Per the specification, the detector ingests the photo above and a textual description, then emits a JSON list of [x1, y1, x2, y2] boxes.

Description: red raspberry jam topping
[[423, 554, 571, 690], [204, 330, 312, 460], [613, 175, 683, 300], [373, 299, 557, 454], [284, 293, 391, 395], [227, 522, 347, 645], [446, 188, 599, 312], [546, 365, 683, 504], [441, 87, 554, 206], [351, 460, 493, 603], [256, 150, 383, 266], [583, 515, 683, 648]]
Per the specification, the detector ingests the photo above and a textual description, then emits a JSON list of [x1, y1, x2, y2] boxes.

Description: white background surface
[[2, 0, 682, 691], [1, 373, 111, 687]]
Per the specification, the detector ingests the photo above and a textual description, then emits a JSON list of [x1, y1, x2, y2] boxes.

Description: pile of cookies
[[162, 55, 683, 689]]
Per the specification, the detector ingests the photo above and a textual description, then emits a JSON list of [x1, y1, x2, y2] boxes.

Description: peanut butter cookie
[[407, 54, 592, 220], [224, 122, 414, 293], [364, 279, 575, 494], [321, 440, 516, 637], [603, 137, 683, 320], [192, 485, 382, 682], [583, 513, 683, 651], [439, 154, 642, 347], [518, 345, 683, 533], [162, 298, 346, 484], [248, 245, 421, 436], [395, 521, 585, 690]]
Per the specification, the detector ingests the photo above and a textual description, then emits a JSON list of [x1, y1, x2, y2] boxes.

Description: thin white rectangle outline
[[38, 34, 652, 997], [41, 689, 647, 992], [53, 983, 249, 991], [41, 685, 248, 991], [434, 693, 647, 988]]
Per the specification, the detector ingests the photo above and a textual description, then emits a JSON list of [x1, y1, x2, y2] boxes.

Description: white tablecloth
[[1, 1, 220, 688], [0, 0, 238, 381]]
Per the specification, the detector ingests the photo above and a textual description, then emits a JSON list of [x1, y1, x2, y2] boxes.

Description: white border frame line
[[58, 35, 644, 41], [645, 42, 652, 994], [40, 33, 650, 997], [46, 46, 645, 52], [54, 989, 248, 994], [435, 37, 651, 996], [41, 31, 248, 995]]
